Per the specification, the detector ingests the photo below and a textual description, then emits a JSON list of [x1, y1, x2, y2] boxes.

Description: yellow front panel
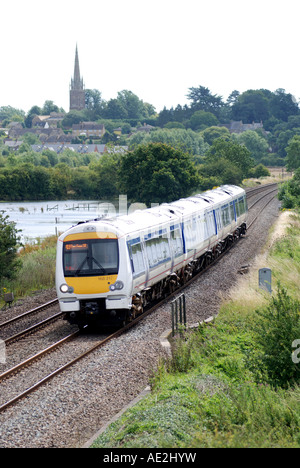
[[65, 275, 118, 294]]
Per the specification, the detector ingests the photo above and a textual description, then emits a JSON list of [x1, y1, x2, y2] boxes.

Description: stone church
[[69, 45, 85, 111]]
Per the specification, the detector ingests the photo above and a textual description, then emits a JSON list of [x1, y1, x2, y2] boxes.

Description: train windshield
[[63, 239, 119, 277]]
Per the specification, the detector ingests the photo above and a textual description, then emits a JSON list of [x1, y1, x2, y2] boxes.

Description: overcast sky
[[1, 0, 299, 114]]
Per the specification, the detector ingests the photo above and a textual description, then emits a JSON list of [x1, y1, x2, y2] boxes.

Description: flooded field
[[0, 200, 119, 243]]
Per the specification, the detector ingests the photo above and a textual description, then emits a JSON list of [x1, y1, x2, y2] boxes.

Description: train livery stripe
[[64, 232, 118, 241]]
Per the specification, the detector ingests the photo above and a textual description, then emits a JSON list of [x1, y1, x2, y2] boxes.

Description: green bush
[[251, 286, 300, 388], [0, 211, 22, 287]]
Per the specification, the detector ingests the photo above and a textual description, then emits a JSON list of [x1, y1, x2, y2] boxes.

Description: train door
[[214, 207, 223, 238]]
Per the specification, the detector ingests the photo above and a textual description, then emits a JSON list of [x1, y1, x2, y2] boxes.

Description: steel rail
[[248, 187, 278, 211], [0, 328, 125, 413], [0, 330, 80, 383], [0, 299, 58, 330], [4, 311, 64, 345]]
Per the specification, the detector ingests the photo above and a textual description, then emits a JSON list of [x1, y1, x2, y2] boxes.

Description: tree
[[201, 126, 230, 145], [85, 89, 105, 119], [128, 128, 208, 156], [269, 88, 299, 121], [42, 100, 59, 114], [61, 110, 87, 128], [286, 135, 300, 171], [24, 105, 42, 128], [199, 157, 244, 186], [0, 212, 22, 285], [92, 153, 121, 199], [116, 90, 144, 119], [119, 143, 200, 205], [231, 90, 270, 123], [189, 110, 219, 130], [104, 99, 128, 120], [0, 106, 25, 123], [186, 86, 224, 118], [206, 138, 254, 178], [227, 90, 240, 106], [278, 168, 300, 209], [233, 130, 269, 162]]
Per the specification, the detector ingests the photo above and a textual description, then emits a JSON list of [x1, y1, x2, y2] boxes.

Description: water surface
[[0, 200, 117, 243]]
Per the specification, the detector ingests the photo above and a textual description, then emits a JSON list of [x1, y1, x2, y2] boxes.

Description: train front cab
[[56, 229, 132, 328]]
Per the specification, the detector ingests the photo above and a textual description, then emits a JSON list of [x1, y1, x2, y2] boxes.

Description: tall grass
[[1, 235, 57, 302]]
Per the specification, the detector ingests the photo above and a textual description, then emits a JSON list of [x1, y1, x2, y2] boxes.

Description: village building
[[72, 122, 105, 139], [32, 112, 65, 128], [223, 120, 264, 134]]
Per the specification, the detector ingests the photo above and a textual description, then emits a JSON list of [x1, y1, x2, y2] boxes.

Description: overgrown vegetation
[[91, 213, 300, 448], [0, 235, 57, 304], [278, 168, 300, 209], [0, 211, 22, 288]]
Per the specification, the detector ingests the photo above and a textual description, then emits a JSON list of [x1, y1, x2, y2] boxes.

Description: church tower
[[70, 45, 85, 111]]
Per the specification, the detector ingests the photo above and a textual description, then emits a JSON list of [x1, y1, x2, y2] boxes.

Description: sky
[[1, 0, 299, 115]]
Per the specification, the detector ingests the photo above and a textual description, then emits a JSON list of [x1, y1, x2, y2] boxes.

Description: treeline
[[0, 139, 271, 203], [1, 86, 300, 165]]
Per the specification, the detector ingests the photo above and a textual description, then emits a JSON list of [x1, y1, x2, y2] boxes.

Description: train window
[[183, 217, 197, 252], [127, 239, 145, 278], [145, 232, 171, 269], [195, 214, 206, 243], [237, 196, 246, 216], [221, 204, 231, 226], [170, 227, 183, 257], [234, 199, 240, 217], [230, 201, 236, 221], [205, 211, 217, 238], [214, 208, 222, 232], [64, 239, 119, 277]]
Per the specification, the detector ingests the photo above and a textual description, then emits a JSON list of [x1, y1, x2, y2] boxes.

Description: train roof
[[59, 185, 246, 240], [161, 185, 245, 217]]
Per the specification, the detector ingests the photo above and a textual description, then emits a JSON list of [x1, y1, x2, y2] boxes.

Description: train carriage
[[56, 185, 247, 328]]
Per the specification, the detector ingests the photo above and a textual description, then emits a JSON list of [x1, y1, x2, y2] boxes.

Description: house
[[32, 115, 50, 127], [32, 143, 107, 154], [223, 120, 264, 134], [4, 140, 23, 151], [72, 122, 105, 139], [31, 143, 128, 155], [136, 123, 154, 133], [32, 112, 65, 128]]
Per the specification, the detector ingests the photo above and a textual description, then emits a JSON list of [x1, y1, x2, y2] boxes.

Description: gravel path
[[0, 194, 280, 448]]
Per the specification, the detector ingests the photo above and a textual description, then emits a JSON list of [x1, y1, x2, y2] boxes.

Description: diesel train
[[55, 185, 248, 328]]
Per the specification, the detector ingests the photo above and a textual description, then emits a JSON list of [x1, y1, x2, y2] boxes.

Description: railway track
[[0, 299, 60, 342], [0, 183, 278, 414]]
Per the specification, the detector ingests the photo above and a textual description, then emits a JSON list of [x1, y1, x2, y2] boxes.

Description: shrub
[[0, 211, 22, 286], [251, 286, 300, 388]]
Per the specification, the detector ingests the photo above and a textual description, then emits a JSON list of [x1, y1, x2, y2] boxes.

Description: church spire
[[73, 44, 82, 89], [70, 44, 85, 111]]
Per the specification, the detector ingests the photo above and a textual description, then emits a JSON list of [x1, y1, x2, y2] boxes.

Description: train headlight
[[60, 284, 74, 293], [109, 281, 124, 291]]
